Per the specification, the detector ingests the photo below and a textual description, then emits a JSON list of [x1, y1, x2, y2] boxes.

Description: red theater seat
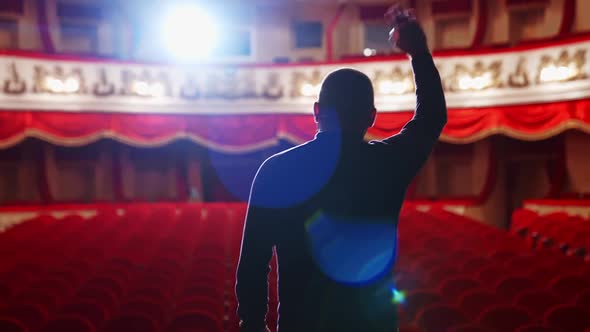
[[399, 326, 420, 332], [127, 287, 171, 304], [0, 318, 28, 332], [0, 303, 48, 331], [175, 296, 225, 317], [403, 290, 443, 321], [102, 313, 157, 332], [428, 265, 461, 284], [59, 301, 109, 327], [576, 290, 590, 310], [461, 257, 490, 273], [458, 290, 504, 318], [514, 290, 562, 316], [515, 324, 559, 332], [166, 310, 223, 332], [544, 305, 590, 332], [75, 288, 119, 311], [476, 266, 506, 285], [448, 323, 494, 332], [83, 278, 125, 299], [12, 290, 59, 311], [549, 275, 589, 300], [439, 277, 481, 300], [495, 276, 537, 299], [416, 305, 468, 332], [511, 209, 539, 235], [478, 305, 533, 332], [120, 299, 167, 328], [40, 314, 96, 332]]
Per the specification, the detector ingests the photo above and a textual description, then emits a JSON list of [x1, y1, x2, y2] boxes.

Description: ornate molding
[[0, 39, 589, 114]]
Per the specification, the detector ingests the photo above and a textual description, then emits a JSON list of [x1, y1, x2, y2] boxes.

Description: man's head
[[314, 68, 376, 137]]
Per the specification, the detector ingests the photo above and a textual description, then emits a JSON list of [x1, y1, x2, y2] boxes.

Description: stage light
[[363, 48, 377, 57], [63, 77, 80, 93], [458, 72, 493, 91], [149, 82, 166, 97], [45, 77, 64, 93], [301, 83, 321, 97], [377, 79, 412, 95], [161, 5, 218, 60], [132, 80, 150, 96], [539, 64, 577, 83]]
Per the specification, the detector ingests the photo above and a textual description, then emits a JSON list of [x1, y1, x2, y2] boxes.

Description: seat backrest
[[175, 295, 225, 317], [478, 305, 532, 331], [448, 323, 494, 332], [102, 313, 157, 332], [416, 304, 468, 332], [544, 304, 590, 332], [0, 318, 28, 332], [119, 299, 166, 327], [576, 289, 590, 310], [515, 324, 559, 332], [495, 276, 537, 299], [458, 290, 504, 318], [166, 310, 223, 332], [403, 290, 442, 320], [427, 265, 461, 284], [514, 290, 561, 316], [476, 266, 506, 285], [59, 300, 108, 327], [13, 290, 59, 311], [550, 275, 589, 299], [439, 277, 481, 300], [461, 257, 490, 274], [75, 287, 119, 311], [40, 314, 96, 332], [0, 303, 48, 331]]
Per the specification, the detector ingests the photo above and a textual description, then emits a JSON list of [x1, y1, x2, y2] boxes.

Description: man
[[236, 6, 446, 332]]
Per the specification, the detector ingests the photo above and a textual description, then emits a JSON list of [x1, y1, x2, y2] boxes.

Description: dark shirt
[[236, 54, 447, 332]]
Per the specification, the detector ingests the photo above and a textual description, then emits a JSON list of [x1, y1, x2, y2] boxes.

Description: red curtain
[[1, 98, 590, 151]]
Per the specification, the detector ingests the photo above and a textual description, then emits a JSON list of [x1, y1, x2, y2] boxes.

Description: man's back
[[255, 134, 421, 331], [236, 14, 446, 332]]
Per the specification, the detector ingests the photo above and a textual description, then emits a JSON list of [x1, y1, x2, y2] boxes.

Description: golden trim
[[364, 120, 590, 144], [1, 129, 281, 153], [2, 120, 590, 150]]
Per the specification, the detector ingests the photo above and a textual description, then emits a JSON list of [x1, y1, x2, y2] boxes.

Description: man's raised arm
[[380, 7, 447, 176]]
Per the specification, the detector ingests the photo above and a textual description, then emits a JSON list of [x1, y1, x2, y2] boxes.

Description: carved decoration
[[373, 67, 415, 95], [3, 63, 26, 95], [508, 58, 530, 88], [444, 61, 503, 92], [536, 49, 587, 83], [291, 70, 322, 98]]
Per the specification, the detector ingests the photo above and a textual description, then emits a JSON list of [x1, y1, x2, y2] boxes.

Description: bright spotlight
[[300, 83, 321, 97], [161, 5, 218, 60], [363, 48, 376, 57], [539, 64, 576, 83]]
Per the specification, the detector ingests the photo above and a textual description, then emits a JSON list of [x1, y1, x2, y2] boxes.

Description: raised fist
[[385, 4, 429, 56]]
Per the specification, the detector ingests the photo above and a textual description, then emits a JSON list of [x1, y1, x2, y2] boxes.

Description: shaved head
[[315, 68, 376, 135]]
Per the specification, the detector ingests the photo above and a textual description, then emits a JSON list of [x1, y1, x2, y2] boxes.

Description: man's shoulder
[[260, 140, 316, 170]]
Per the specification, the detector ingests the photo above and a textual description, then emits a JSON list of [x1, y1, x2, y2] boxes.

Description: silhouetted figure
[[236, 6, 446, 332]]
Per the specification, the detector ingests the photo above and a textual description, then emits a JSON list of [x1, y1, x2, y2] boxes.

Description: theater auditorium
[[0, 0, 589, 331]]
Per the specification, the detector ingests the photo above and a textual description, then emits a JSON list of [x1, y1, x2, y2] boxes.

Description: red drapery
[[1, 98, 590, 151]]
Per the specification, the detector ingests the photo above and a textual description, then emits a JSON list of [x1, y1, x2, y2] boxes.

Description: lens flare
[[391, 288, 406, 304], [161, 5, 218, 60], [306, 211, 397, 285]]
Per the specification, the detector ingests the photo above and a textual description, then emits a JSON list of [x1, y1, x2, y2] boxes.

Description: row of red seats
[[392, 207, 590, 332], [0, 203, 247, 332], [511, 209, 590, 261], [1, 203, 589, 331]]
